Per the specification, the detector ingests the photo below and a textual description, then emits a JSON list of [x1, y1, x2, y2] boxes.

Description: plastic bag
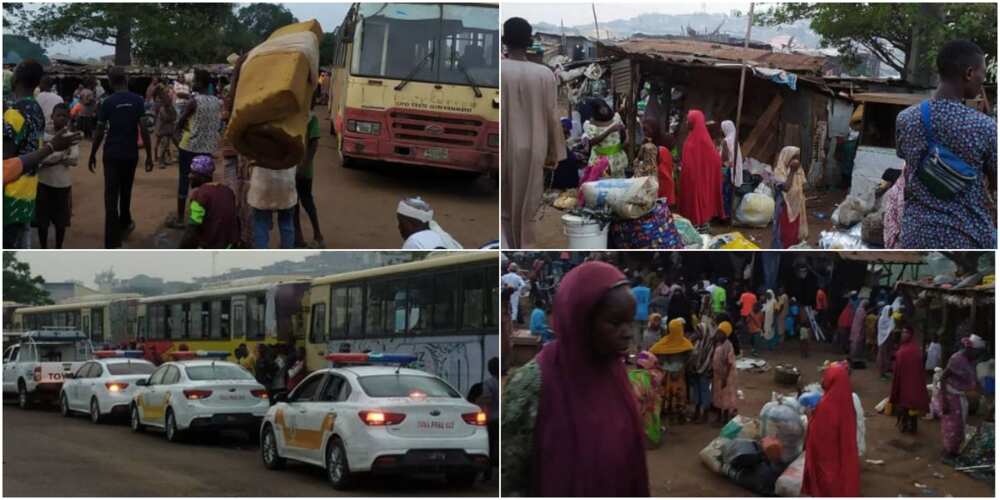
[[672, 215, 703, 248], [699, 436, 731, 474], [774, 451, 806, 496], [831, 193, 875, 228], [581, 176, 658, 219], [720, 415, 762, 440], [860, 211, 884, 247], [760, 401, 806, 463], [722, 438, 764, 470], [734, 192, 775, 227], [710, 232, 760, 250]]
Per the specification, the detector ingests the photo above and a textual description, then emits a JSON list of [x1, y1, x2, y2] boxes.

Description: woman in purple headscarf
[[501, 261, 651, 497]]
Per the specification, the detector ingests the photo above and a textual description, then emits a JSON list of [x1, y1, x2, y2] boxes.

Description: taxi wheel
[[165, 410, 184, 443], [325, 438, 354, 490], [130, 405, 145, 433], [261, 425, 286, 470], [89, 398, 104, 424], [60, 393, 71, 417]]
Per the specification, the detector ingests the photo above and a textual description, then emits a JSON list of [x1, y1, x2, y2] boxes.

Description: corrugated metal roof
[[605, 37, 825, 73], [851, 92, 929, 106]]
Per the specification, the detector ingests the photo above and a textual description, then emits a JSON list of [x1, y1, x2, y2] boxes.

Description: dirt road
[[530, 188, 844, 249], [41, 110, 498, 249], [2, 406, 496, 497], [645, 340, 993, 497]]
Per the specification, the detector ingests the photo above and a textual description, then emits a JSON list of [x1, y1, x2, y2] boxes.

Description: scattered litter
[[866, 459, 885, 466], [914, 483, 928, 489], [737, 389, 745, 400], [932, 472, 945, 478], [736, 358, 768, 371]]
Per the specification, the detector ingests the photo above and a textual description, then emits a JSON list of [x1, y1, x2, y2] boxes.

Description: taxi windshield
[[357, 374, 460, 398], [185, 364, 254, 381], [107, 362, 156, 375]]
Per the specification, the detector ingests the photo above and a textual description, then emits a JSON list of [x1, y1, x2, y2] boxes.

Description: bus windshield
[[353, 3, 499, 88]]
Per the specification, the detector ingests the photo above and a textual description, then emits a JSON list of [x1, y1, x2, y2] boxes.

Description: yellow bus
[[304, 253, 498, 395], [11, 294, 142, 346], [328, 3, 499, 174], [134, 279, 312, 361]]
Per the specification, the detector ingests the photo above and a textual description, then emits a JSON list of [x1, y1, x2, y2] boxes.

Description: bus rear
[[330, 3, 499, 173]]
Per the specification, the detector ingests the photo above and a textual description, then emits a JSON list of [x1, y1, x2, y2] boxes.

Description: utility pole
[[592, 3, 601, 41], [735, 3, 754, 151]]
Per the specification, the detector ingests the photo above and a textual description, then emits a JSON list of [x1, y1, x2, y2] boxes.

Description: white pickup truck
[[3, 330, 93, 409]]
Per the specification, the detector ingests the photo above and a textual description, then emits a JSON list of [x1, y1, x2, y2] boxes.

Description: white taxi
[[60, 350, 156, 424], [259, 353, 489, 490], [129, 351, 270, 442]]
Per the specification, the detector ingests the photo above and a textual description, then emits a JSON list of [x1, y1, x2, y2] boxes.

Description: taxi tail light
[[250, 389, 268, 399], [106, 382, 129, 392], [183, 389, 213, 400], [33, 366, 41, 382], [358, 410, 406, 426], [462, 411, 488, 426]]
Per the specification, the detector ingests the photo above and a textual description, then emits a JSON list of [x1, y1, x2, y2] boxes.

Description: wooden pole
[[735, 3, 755, 148], [592, 3, 601, 42]]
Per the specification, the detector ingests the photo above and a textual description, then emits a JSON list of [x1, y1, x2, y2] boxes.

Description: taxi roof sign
[[94, 350, 144, 359], [324, 352, 417, 365], [168, 350, 230, 361]]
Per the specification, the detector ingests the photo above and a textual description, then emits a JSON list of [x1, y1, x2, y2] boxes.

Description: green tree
[[3, 252, 52, 306], [20, 3, 236, 65], [320, 32, 336, 67], [3, 3, 23, 29], [757, 3, 997, 80]]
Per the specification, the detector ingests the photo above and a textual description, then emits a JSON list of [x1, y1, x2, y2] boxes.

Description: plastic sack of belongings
[[709, 232, 760, 249], [734, 183, 775, 228], [580, 176, 658, 219], [760, 395, 807, 464], [672, 215, 703, 248], [819, 223, 872, 249], [608, 200, 684, 249], [701, 415, 762, 473], [226, 20, 323, 169]]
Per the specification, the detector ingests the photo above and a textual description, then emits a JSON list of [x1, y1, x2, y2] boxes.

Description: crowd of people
[[500, 254, 992, 496], [3, 57, 467, 250], [501, 15, 996, 250]]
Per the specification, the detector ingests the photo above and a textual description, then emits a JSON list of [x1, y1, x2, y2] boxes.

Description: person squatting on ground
[[396, 196, 463, 249], [179, 155, 240, 249]]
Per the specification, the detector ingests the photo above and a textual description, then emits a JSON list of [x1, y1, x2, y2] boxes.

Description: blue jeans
[[3, 223, 31, 248], [253, 208, 294, 249], [178, 148, 197, 199], [691, 373, 712, 410]]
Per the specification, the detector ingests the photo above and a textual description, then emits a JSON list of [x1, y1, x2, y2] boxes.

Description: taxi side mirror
[[136, 378, 149, 387], [272, 391, 288, 403], [64, 373, 75, 379]]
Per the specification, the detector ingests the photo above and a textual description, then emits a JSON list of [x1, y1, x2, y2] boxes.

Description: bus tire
[[339, 150, 361, 170]]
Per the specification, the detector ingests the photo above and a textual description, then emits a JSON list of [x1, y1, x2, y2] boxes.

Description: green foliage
[[2, 252, 52, 306], [757, 3, 997, 77], [3, 35, 50, 65], [3, 3, 22, 29], [320, 32, 336, 67], [17, 3, 301, 66]]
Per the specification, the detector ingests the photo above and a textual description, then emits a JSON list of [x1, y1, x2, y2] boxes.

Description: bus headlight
[[487, 133, 499, 148], [347, 120, 381, 135]]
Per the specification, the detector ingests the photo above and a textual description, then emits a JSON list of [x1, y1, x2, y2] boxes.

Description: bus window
[[331, 287, 348, 338], [210, 300, 222, 339], [92, 309, 104, 340], [347, 286, 363, 337], [366, 280, 400, 336], [440, 5, 499, 88], [487, 267, 499, 327], [199, 302, 210, 339], [310, 303, 327, 343], [247, 295, 265, 341], [408, 275, 433, 333], [82, 315, 91, 337], [461, 268, 487, 329], [170, 303, 184, 339], [232, 302, 245, 340], [433, 273, 460, 330], [181, 303, 192, 339], [220, 299, 232, 339]]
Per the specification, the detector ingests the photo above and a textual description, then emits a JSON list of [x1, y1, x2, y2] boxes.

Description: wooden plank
[[741, 94, 783, 159]]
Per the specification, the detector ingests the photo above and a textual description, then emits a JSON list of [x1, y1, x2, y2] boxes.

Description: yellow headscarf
[[719, 321, 733, 337], [650, 318, 694, 355]]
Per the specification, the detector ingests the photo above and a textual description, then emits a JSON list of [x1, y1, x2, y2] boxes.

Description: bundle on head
[[225, 19, 323, 169]]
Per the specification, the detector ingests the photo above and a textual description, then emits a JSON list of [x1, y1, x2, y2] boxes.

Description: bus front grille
[[389, 111, 482, 147]]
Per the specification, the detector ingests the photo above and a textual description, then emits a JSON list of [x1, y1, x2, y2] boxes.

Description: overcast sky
[[502, 1, 753, 26], [20, 3, 352, 59], [13, 251, 319, 288]]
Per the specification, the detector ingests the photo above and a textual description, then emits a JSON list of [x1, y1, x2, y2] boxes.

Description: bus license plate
[[423, 148, 448, 161]]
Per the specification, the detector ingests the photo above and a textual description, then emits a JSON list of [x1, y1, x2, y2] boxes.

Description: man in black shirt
[[88, 66, 153, 248]]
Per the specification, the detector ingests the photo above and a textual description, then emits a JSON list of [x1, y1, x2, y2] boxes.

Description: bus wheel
[[339, 150, 361, 170]]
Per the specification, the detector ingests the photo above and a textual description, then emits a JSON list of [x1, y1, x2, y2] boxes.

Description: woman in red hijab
[[802, 361, 860, 497], [890, 325, 930, 434], [678, 110, 724, 230], [501, 261, 650, 497]]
